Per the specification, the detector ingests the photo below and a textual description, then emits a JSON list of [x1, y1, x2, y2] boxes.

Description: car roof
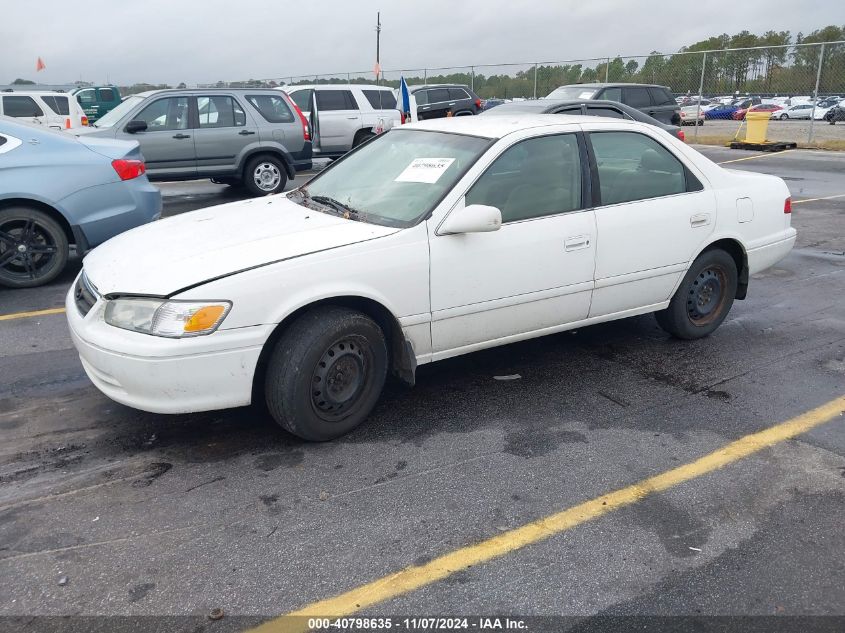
[[282, 84, 391, 91], [134, 88, 283, 97], [400, 113, 620, 138], [0, 90, 69, 96], [553, 82, 670, 89], [409, 84, 469, 91]]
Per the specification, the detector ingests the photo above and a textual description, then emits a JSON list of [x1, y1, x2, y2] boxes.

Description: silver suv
[[79, 89, 312, 195]]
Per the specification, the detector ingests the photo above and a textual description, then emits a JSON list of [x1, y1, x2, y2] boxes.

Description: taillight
[[112, 159, 146, 180], [677, 130, 686, 142], [81, 115, 89, 127], [784, 197, 792, 214], [474, 98, 482, 110], [400, 110, 406, 124], [280, 91, 310, 141]]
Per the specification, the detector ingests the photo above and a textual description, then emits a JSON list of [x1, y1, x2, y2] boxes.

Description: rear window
[[247, 94, 295, 123], [361, 89, 397, 110], [98, 88, 116, 101], [40, 95, 70, 115], [648, 87, 676, 106], [2, 96, 44, 117], [316, 90, 357, 111]]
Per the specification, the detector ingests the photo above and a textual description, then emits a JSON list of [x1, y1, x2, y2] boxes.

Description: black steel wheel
[[0, 207, 69, 288], [265, 306, 388, 441], [655, 249, 737, 340]]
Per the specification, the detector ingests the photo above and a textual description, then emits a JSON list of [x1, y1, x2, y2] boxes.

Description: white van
[[0, 91, 88, 129]]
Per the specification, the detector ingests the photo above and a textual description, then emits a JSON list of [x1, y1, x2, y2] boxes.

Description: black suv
[[546, 83, 681, 126], [409, 84, 483, 119]]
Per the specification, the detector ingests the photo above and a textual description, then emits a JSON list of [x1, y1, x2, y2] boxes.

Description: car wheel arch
[[251, 295, 415, 407], [0, 198, 75, 246], [239, 148, 295, 180], [699, 238, 749, 300]]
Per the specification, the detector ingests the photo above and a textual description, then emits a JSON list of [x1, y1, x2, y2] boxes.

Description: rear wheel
[[655, 249, 737, 340], [244, 155, 287, 196], [0, 207, 68, 288], [264, 306, 388, 441], [352, 130, 375, 148], [780, 114, 788, 120]]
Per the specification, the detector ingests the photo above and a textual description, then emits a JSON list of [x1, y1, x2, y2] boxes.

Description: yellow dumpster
[[743, 111, 772, 143]]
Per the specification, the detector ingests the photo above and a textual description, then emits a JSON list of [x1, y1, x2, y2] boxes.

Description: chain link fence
[[204, 41, 845, 148]]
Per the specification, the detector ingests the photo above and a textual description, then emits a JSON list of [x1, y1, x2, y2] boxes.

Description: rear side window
[[601, 87, 622, 102], [553, 106, 583, 115], [98, 88, 116, 101], [427, 88, 450, 104], [288, 89, 313, 111], [648, 88, 676, 106], [361, 90, 397, 109], [2, 96, 44, 117], [448, 88, 469, 100], [590, 131, 693, 205], [622, 87, 651, 108], [413, 90, 429, 105], [41, 95, 70, 115], [247, 94, 294, 123], [315, 90, 357, 111], [197, 96, 246, 128], [586, 106, 626, 119]]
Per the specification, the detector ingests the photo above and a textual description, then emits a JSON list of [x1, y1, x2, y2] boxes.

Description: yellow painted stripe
[[792, 193, 845, 205], [717, 149, 794, 164], [249, 395, 845, 633], [0, 307, 66, 322]]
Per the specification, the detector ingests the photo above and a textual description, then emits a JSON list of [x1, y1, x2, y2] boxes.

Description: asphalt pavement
[[0, 147, 843, 631]]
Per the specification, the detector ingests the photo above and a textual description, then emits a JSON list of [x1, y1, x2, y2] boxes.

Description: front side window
[[247, 94, 294, 123], [315, 90, 356, 111], [135, 97, 190, 131], [293, 129, 491, 228], [289, 89, 313, 111], [466, 134, 582, 223], [3, 96, 44, 118], [413, 90, 429, 105], [590, 131, 689, 205], [197, 96, 245, 128]]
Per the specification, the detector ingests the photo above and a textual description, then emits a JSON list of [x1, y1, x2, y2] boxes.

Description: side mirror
[[440, 204, 502, 235], [125, 120, 147, 134]]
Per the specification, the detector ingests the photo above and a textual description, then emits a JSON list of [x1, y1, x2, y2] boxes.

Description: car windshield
[[91, 95, 143, 128], [290, 129, 492, 228], [546, 86, 597, 100]]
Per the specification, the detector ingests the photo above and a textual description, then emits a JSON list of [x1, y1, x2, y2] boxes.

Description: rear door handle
[[238, 130, 256, 135], [564, 235, 592, 251], [172, 133, 191, 139], [690, 213, 711, 227]]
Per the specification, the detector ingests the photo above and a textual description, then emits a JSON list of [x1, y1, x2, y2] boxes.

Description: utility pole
[[375, 12, 381, 85]]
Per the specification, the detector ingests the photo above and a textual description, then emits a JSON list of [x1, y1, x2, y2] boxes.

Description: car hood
[[83, 195, 400, 296]]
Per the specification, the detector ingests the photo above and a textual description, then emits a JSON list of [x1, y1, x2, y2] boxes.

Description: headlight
[[104, 298, 231, 338]]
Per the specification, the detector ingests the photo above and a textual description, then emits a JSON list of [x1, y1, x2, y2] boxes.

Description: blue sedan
[[0, 117, 161, 287], [705, 104, 740, 120]]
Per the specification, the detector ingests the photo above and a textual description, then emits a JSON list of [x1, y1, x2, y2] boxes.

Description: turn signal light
[[111, 159, 146, 181], [184, 305, 228, 332], [784, 197, 792, 214]]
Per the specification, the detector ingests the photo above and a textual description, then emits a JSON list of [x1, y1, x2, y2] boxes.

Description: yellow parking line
[[0, 307, 66, 322], [792, 193, 845, 205], [717, 149, 795, 164], [248, 395, 845, 633]]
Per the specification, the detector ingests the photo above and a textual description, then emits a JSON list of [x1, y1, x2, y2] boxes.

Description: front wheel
[[0, 207, 69, 288], [244, 155, 288, 196], [780, 114, 788, 120], [264, 307, 388, 441], [655, 249, 737, 340]]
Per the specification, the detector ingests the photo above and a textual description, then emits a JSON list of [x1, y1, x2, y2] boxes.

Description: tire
[[244, 155, 287, 196], [264, 306, 388, 441], [0, 207, 69, 288], [352, 130, 375, 148], [655, 249, 737, 340], [780, 114, 788, 120]]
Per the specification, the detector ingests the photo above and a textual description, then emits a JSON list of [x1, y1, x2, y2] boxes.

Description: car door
[[193, 95, 255, 176], [428, 132, 596, 356], [647, 87, 680, 125], [75, 89, 99, 121], [313, 89, 360, 153], [117, 95, 196, 178], [586, 129, 715, 317]]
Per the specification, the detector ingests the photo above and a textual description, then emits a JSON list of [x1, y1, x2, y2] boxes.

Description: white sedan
[[770, 104, 814, 120], [67, 116, 796, 440]]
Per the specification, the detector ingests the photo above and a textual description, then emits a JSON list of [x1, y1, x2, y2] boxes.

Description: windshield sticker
[[395, 158, 456, 184], [578, 91, 595, 99]]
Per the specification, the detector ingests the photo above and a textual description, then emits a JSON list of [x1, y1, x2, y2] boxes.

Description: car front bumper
[[66, 280, 270, 414]]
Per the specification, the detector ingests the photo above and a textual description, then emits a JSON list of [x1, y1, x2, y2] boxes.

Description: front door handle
[[238, 129, 256, 135], [690, 213, 711, 227], [564, 235, 592, 251], [172, 133, 191, 139]]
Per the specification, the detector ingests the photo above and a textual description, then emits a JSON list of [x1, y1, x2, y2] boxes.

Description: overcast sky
[[2, 0, 842, 86]]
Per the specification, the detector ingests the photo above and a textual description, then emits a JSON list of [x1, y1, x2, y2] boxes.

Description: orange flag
[[36, 57, 46, 72]]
